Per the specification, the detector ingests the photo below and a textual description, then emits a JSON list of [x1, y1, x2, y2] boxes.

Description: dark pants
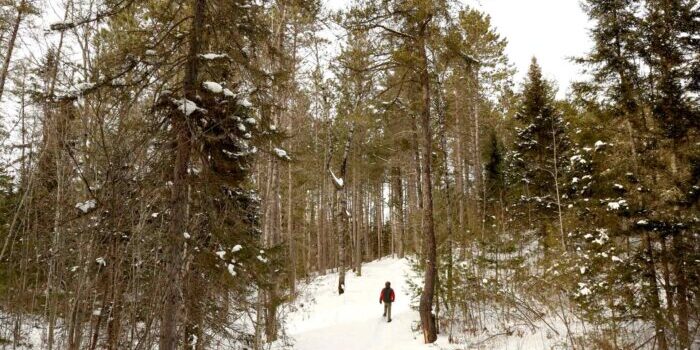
[[383, 302, 392, 321]]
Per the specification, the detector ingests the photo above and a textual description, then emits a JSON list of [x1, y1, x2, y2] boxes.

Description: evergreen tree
[[511, 58, 569, 251]]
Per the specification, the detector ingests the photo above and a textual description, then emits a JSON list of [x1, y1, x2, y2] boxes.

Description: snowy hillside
[[274, 258, 569, 350]]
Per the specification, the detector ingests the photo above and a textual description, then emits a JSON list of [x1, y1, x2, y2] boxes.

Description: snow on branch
[[199, 53, 229, 60], [330, 169, 344, 189], [202, 81, 223, 94], [76, 199, 97, 213], [173, 98, 206, 116], [273, 147, 291, 161]]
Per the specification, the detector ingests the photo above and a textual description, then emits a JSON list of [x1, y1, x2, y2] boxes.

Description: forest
[[0, 0, 697, 349]]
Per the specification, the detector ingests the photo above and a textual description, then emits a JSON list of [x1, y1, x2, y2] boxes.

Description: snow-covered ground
[[275, 257, 568, 350], [276, 257, 445, 350]]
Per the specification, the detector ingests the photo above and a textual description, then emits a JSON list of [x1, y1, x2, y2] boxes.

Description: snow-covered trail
[[274, 257, 576, 350], [280, 258, 446, 350]]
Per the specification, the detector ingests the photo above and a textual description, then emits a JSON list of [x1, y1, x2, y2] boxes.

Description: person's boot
[[388, 319, 392, 323], [382, 312, 386, 317]]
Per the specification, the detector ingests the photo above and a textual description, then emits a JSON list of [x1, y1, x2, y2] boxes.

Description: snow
[[223, 88, 235, 97], [273, 147, 291, 161], [199, 53, 228, 60], [232, 244, 243, 252], [275, 258, 435, 350], [216, 250, 227, 259], [95, 257, 106, 266], [275, 257, 568, 350], [607, 199, 627, 210], [593, 229, 609, 245], [202, 81, 223, 94], [72, 82, 95, 94], [173, 98, 204, 116], [578, 283, 592, 296], [227, 264, 236, 277], [238, 98, 253, 107], [257, 255, 268, 263], [570, 154, 587, 164], [330, 169, 344, 188], [75, 199, 96, 213], [183, 232, 191, 239], [594, 140, 607, 151]]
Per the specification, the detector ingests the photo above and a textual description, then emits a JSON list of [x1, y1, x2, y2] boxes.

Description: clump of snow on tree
[[577, 283, 592, 296], [202, 81, 223, 94], [330, 170, 344, 188], [76, 199, 96, 213], [273, 147, 291, 161], [173, 98, 205, 116], [606, 199, 627, 210], [199, 53, 228, 60], [594, 140, 607, 151], [238, 97, 253, 108]]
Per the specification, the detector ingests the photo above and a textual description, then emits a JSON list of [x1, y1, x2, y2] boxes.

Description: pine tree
[[511, 58, 569, 252]]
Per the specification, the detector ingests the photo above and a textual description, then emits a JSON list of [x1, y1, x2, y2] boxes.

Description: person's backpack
[[382, 288, 393, 303]]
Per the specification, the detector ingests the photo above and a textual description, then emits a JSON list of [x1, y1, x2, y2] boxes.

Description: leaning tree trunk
[[417, 28, 438, 344], [551, 120, 566, 249], [0, 0, 25, 102], [160, 0, 204, 348]]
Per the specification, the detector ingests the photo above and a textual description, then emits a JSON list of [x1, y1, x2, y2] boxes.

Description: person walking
[[379, 281, 395, 322]]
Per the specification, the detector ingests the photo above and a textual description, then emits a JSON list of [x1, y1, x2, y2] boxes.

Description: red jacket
[[380, 287, 395, 303]]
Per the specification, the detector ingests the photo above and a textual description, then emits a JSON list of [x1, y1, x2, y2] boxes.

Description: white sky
[[465, 0, 593, 97], [325, 0, 594, 97]]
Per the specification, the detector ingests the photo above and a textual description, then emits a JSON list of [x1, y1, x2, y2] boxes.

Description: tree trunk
[[288, 162, 296, 294], [671, 233, 690, 349], [160, 0, 204, 348], [391, 167, 404, 258], [410, 113, 424, 256], [0, 0, 25, 102], [353, 167, 362, 275], [551, 121, 566, 249], [333, 123, 354, 294], [644, 233, 668, 350], [417, 28, 438, 344], [454, 93, 466, 260], [376, 181, 383, 259]]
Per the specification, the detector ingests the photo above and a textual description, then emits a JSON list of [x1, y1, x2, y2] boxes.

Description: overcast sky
[[326, 0, 594, 97], [464, 0, 593, 96]]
